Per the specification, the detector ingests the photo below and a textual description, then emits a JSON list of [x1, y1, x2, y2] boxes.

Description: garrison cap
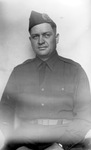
[[29, 10, 56, 32]]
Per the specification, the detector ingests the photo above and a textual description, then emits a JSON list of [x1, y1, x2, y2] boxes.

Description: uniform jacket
[[0, 50, 91, 143]]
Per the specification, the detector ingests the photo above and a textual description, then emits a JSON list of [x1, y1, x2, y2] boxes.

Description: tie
[[39, 61, 47, 85]]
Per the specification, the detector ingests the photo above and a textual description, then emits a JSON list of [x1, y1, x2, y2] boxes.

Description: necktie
[[39, 61, 46, 85]]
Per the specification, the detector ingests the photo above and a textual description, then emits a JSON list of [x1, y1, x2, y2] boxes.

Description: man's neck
[[36, 50, 56, 61]]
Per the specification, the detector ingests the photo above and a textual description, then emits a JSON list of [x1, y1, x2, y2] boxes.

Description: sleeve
[[61, 65, 91, 144], [0, 69, 17, 138], [73, 65, 91, 121]]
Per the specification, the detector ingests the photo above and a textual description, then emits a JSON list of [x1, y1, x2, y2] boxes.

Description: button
[[41, 88, 44, 91], [41, 103, 44, 106], [61, 87, 64, 91]]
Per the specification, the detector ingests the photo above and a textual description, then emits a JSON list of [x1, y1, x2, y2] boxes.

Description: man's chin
[[38, 51, 48, 56], [37, 52, 51, 60]]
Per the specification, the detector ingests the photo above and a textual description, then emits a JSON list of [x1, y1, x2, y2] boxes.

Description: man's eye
[[32, 35, 39, 39], [44, 33, 51, 38]]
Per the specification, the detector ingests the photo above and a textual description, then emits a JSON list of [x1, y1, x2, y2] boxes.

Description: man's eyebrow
[[31, 31, 52, 35], [31, 33, 39, 36], [43, 31, 52, 34]]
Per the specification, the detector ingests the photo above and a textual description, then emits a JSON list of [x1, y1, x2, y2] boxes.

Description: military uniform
[[0, 10, 91, 150], [0, 50, 91, 148]]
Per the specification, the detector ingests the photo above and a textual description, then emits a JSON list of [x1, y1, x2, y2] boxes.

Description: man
[[0, 10, 91, 150]]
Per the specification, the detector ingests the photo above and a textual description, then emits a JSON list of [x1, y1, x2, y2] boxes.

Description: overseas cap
[[29, 10, 56, 32]]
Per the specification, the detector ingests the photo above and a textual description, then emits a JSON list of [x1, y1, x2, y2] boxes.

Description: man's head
[[29, 11, 59, 60]]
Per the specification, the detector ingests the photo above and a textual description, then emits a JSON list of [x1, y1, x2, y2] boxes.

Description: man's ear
[[56, 33, 59, 44]]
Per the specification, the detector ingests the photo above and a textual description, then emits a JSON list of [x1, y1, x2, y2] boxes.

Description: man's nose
[[38, 35, 45, 44]]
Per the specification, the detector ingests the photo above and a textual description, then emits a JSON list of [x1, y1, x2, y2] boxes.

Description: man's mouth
[[38, 47, 47, 50]]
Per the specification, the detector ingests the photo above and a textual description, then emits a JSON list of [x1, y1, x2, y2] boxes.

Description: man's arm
[[0, 70, 16, 138], [57, 65, 91, 144]]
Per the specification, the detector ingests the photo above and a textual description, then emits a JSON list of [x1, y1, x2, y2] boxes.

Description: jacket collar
[[35, 50, 59, 71]]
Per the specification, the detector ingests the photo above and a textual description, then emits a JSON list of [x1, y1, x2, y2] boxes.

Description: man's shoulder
[[13, 58, 35, 72], [58, 55, 81, 69], [22, 58, 35, 65], [16, 58, 34, 67]]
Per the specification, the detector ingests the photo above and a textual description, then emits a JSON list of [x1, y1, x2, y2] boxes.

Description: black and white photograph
[[0, 0, 91, 149]]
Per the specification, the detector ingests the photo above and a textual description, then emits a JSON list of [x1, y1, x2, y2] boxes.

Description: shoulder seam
[[14, 58, 34, 69], [23, 58, 34, 64], [58, 55, 80, 67]]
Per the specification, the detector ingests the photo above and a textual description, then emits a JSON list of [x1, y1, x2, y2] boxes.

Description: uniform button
[[62, 87, 64, 91], [41, 103, 44, 106], [41, 88, 44, 91]]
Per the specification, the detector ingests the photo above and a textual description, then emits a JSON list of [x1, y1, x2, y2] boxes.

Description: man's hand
[[16, 144, 64, 150], [44, 143, 64, 150], [16, 147, 32, 150], [85, 129, 91, 139]]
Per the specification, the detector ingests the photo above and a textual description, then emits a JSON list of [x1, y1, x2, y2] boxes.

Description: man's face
[[29, 23, 59, 59]]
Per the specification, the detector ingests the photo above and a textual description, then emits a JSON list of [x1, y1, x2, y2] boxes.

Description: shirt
[[0, 50, 91, 143]]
